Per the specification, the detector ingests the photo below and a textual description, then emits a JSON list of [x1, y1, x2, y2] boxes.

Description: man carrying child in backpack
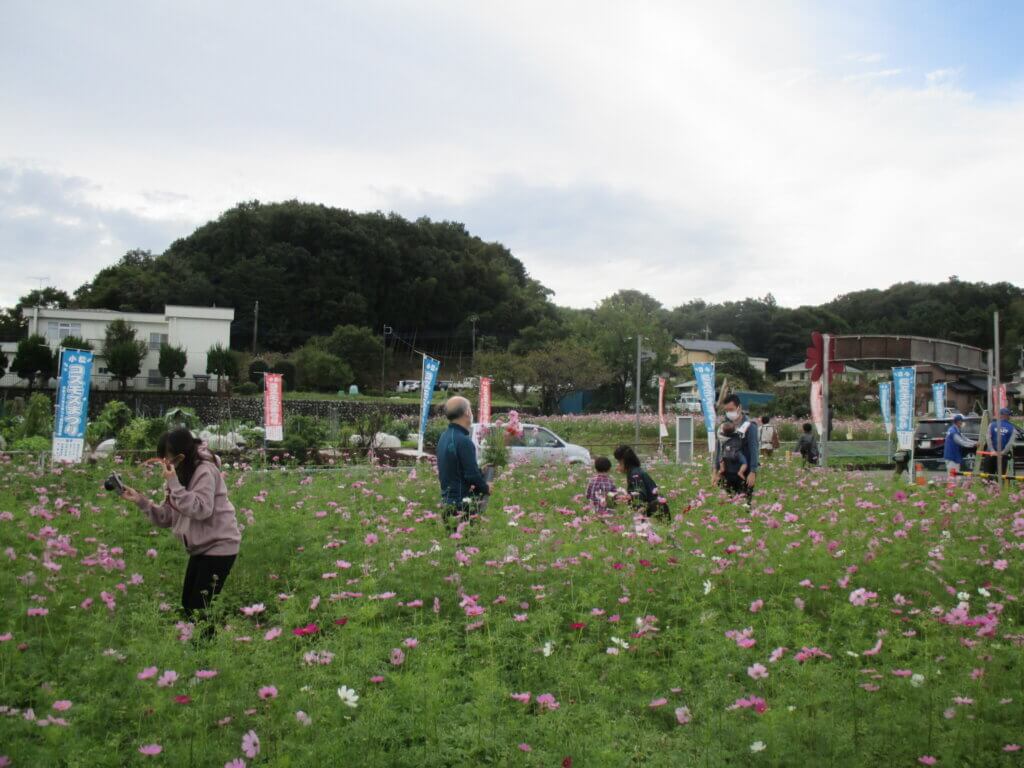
[[713, 394, 759, 504]]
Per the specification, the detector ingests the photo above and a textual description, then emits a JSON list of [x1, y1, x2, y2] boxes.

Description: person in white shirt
[[758, 415, 780, 459]]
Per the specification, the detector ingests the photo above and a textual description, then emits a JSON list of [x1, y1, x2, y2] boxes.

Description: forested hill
[[72, 201, 557, 351]]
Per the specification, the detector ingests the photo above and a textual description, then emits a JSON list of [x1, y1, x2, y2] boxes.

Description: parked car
[[675, 394, 702, 413], [914, 415, 1024, 467], [473, 422, 591, 465], [396, 380, 421, 393]]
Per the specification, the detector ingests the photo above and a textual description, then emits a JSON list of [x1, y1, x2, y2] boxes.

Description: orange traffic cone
[[915, 463, 926, 486]]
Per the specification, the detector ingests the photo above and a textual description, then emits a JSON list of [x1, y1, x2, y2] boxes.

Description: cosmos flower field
[[0, 455, 1021, 767]]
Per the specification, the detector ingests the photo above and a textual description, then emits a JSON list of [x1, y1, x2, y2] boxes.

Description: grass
[[0, 456, 1021, 766]]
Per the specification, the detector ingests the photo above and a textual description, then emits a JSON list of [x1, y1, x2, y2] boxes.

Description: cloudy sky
[[2, 1, 1024, 309]]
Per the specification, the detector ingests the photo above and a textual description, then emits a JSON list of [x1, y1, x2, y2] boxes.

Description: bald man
[[436, 396, 490, 521]]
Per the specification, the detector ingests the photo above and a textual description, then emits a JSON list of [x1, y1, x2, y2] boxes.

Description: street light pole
[[468, 314, 479, 369], [635, 334, 643, 446], [380, 324, 393, 394], [251, 300, 259, 355]]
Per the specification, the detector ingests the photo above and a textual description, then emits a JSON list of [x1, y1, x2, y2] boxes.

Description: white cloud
[[0, 1, 1022, 310]]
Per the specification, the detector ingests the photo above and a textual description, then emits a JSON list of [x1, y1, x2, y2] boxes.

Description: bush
[[239, 425, 266, 447], [294, 346, 353, 392], [86, 400, 135, 447], [248, 359, 270, 386], [385, 418, 412, 441], [164, 406, 200, 431], [280, 415, 327, 462], [118, 417, 167, 456], [11, 435, 50, 453], [422, 417, 447, 450], [271, 361, 297, 391], [234, 381, 260, 396], [21, 393, 53, 439]]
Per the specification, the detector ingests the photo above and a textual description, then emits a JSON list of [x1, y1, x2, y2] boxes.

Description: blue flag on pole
[[878, 381, 892, 435], [692, 362, 717, 453], [892, 366, 916, 450], [52, 348, 94, 463], [417, 355, 441, 453], [932, 382, 946, 417]]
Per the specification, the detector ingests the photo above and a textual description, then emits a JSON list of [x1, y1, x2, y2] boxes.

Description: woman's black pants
[[182, 553, 236, 617]]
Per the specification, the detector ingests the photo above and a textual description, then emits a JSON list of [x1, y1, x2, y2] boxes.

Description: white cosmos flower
[[750, 741, 767, 753], [910, 674, 925, 688], [336, 685, 359, 708], [977, 587, 990, 598], [542, 642, 554, 657], [610, 636, 630, 650], [703, 580, 713, 595], [957, 591, 970, 602]]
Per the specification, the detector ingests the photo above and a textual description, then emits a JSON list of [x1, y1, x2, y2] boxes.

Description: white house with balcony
[[2, 305, 234, 391]]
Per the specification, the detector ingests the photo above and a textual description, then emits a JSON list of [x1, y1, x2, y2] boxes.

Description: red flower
[[292, 623, 319, 637], [173, 695, 191, 705], [562, 758, 573, 768], [333, 617, 349, 626], [639, 559, 652, 567], [570, 622, 586, 631]]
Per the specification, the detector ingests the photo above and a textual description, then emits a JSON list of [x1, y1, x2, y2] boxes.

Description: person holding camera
[[119, 428, 241, 625]]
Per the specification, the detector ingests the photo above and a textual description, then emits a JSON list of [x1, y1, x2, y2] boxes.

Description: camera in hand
[[104, 472, 126, 494]]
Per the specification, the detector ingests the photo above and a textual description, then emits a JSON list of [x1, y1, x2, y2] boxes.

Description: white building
[[778, 362, 865, 386], [2, 305, 234, 391]]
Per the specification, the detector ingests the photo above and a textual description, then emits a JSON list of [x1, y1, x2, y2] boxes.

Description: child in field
[[718, 421, 749, 480], [586, 456, 617, 508], [797, 422, 819, 466]]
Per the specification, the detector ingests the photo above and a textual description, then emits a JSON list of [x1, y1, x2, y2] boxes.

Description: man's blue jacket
[[436, 423, 489, 505]]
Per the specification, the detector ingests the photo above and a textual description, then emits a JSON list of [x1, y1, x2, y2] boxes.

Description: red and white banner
[[993, 384, 1008, 411], [264, 373, 284, 441], [478, 377, 493, 426], [658, 377, 668, 438]]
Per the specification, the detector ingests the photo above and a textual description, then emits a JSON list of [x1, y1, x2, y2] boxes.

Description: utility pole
[[380, 324, 393, 394], [994, 311, 1003, 486], [635, 335, 643, 445], [468, 314, 479, 369], [252, 300, 259, 354]]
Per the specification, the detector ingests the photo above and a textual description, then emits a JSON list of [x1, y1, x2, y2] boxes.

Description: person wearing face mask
[[713, 394, 759, 503], [120, 427, 241, 624]]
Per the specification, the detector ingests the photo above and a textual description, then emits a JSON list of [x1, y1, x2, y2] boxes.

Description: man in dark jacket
[[713, 394, 759, 504], [436, 396, 490, 523]]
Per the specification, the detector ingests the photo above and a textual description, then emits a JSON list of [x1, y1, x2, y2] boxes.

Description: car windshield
[[915, 422, 948, 438]]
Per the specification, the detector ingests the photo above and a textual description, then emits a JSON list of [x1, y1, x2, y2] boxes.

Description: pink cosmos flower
[[749, 599, 763, 613], [747, 663, 769, 680], [292, 623, 319, 637], [649, 698, 668, 708], [27, 608, 48, 617], [258, 686, 278, 700], [139, 744, 163, 756], [849, 588, 878, 607], [510, 692, 531, 704], [536, 693, 560, 711], [513, 613, 528, 622], [402, 637, 418, 648], [264, 627, 282, 641], [173, 695, 192, 705], [390, 648, 405, 666], [768, 647, 788, 663], [891, 669, 913, 677], [993, 559, 1008, 571], [240, 603, 265, 617], [196, 670, 219, 680], [52, 700, 72, 711], [156, 670, 178, 687], [225, 760, 247, 768], [137, 666, 158, 681], [295, 710, 312, 726], [518, 743, 532, 752], [1003, 744, 1022, 752], [675, 706, 692, 725], [861, 639, 883, 657], [242, 730, 260, 759], [918, 757, 937, 766], [364, 533, 378, 546]]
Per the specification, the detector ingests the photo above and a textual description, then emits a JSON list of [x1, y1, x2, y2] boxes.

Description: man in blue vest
[[943, 414, 975, 477], [981, 407, 1017, 476], [436, 396, 490, 525]]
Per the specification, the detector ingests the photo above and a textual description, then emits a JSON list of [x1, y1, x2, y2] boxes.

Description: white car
[[396, 380, 421, 393], [675, 395, 702, 413], [473, 422, 591, 465]]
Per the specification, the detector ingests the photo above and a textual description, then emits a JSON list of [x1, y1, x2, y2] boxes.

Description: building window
[[147, 368, 164, 386], [46, 321, 82, 344], [149, 332, 169, 351]]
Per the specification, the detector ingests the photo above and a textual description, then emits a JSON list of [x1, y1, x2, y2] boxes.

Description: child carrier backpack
[[720, 421, 750, 473]]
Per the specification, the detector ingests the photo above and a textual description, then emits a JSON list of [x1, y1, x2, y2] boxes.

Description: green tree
[[11, 335, 54, 392], [716, 350, 766, 391], [523, 341, 611, 414], [103, 319, 147, 392], [206, 343, 239, 392], [0, 347, 7, 378], [294, 345, 353, 392], [318, 325, 386, 391], [159, 343, 188, 391], [474, 349, 530, 397]]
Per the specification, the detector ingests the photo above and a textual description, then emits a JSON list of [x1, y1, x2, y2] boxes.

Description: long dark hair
[[613, 444, 641, 471], [156, 428, 207, 488]]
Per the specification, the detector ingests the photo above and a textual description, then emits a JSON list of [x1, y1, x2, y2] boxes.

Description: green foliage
[[279, 414, 326, 462], [317, 324, 386, 391], [234, 381, 260, 395], [10, 435, 50, 452], [248, 359, 270, 385], [271, 360, 296, 391], [0, 348, 7, 378], [422, 417, 447, 450], [164, 406, 199, 431], [521, 341, 611, 415], [479, 424, 509, 468], [58, 336, 93, 351], [117, 417, 167, 455], [206, 344, 239, 393], [385, 418, 412, 441], [716, 349, 766, 391], [158, 343, 188, 391], [20, 393, 53, 439], [85, 400, 135, 446], [294, 345, 353, 392], [103, 320, 147, 391], [474, 349, 530, 396], [11, 335, 54, 391]]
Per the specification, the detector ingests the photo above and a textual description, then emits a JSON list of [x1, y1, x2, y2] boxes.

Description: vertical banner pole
[[417, 354, 441, 459], [657, 376, 667, 453], [994, 312, 1003, 486], [821, 334, 830, 468], [634, 335, 642, 447]]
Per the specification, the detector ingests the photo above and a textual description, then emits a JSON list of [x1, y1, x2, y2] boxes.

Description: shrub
[[271, 361, 297, 391], [422, 417, 447, 450], [280, 415, 327, 462], [11, 435, 50, 453], [85, 400, 134, 447], [385, 418, 412, 441], [164, 406, 200, 431], [294, 346, 353, 392], [248, 359, 270, 386], [234, 381, 260, 396], [118, 417, 167, 456], [21, 393, 53, 439]]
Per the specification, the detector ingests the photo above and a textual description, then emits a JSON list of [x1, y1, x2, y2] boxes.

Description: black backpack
[[720, 422, 750, 472]]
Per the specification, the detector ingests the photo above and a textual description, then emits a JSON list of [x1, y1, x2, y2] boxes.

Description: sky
[[2, 0, 1024, 310]]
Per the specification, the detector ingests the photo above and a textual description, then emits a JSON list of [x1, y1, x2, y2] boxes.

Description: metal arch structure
[[830, 335, 988, 372]]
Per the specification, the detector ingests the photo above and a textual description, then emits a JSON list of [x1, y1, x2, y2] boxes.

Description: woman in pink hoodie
[[122, 427, 242, 621]]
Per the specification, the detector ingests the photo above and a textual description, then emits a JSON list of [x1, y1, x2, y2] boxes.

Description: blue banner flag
[[417, 355, 441, 453], [932, 382, 947, 417], [892, 366, 916, 450], [878, 381, 892, 435], [52, 348, 94, 463], [692, 362, 718, 453]]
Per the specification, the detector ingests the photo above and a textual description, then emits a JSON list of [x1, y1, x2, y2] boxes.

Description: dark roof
[[674, 338, 740, 354]]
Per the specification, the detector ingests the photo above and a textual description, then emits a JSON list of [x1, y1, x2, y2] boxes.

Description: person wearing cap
[[942, 415, 976, 477], [981, 407, 1017, 476]]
